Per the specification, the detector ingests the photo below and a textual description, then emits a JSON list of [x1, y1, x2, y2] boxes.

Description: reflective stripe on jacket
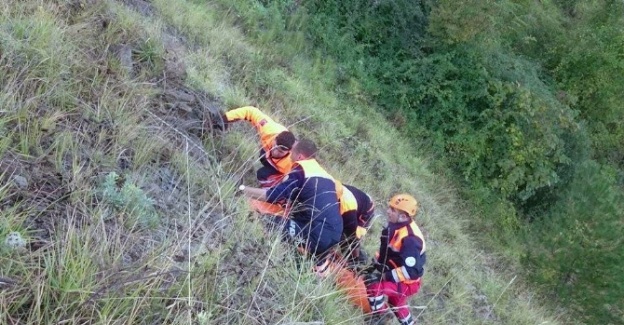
[[339, 185, 374, 239], [294, 159, 343, 236]]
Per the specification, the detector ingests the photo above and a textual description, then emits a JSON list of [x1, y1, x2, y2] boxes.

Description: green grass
[[0, 0, 570, 324]]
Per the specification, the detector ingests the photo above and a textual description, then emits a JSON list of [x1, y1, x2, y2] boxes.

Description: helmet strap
[[397, 212, 411, 222]]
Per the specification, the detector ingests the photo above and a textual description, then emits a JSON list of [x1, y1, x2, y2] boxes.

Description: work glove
[[355, 226, 368, 239], [235, 183, 246, 197]]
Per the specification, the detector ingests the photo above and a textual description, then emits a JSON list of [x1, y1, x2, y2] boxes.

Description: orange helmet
[[389, 193, 418, 217]]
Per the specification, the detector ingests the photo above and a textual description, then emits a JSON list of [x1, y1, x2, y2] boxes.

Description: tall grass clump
[[100, 172, 159, 230]]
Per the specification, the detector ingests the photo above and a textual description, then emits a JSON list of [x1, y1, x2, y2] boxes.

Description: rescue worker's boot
[[366, 295, 392, 324], [398, 313, 415, 325]]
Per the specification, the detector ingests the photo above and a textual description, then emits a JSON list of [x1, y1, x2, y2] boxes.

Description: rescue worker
[[339, 184, 375, 265], [216, 106, 296, 188], [239, 138, 343, 276], [362, 194, 426, 325]]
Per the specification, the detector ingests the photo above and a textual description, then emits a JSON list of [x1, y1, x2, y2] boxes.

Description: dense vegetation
[[218, 0, 624, 323]]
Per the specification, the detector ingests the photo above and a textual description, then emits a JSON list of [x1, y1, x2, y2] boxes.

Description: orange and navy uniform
[[367, 219, 425, 325], [376, 220, 426, 283], [265, 158, 343, 256], [225, 106, 295, 181], [340, 184, 374, 240]]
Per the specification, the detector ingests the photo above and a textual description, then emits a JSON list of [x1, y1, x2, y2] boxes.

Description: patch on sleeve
[[405, 256, 416, 267], [259, 119, 267, 126]]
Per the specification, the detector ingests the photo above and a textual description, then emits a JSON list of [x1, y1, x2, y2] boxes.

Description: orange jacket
[[225, 106, 294, 174], [339, 185, 374, 239]]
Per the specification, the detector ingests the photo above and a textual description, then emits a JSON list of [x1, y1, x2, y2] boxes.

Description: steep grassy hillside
[[0, 0, 567, 324]]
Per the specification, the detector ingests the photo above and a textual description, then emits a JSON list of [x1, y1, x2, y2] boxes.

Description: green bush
[[100, 172, 159, 230], [524, 160, 624, 324], [503, 0, 624, 168], [288, 0, 586, 210], [302, 0, 430, 100], [401, 47, 582, 210]]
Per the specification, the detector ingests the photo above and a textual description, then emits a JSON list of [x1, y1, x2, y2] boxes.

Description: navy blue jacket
[[376, 220, 426, 283], [266, 159, 343, 241]]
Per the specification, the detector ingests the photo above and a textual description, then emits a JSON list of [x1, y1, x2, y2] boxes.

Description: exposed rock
[[12, 175, 28, 189], [176, 102, 193, 113], [124, 0, 155, 16], [111, 44, 134, 77]]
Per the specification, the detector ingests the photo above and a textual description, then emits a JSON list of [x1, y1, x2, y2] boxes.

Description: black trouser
[[283, 219, 341, 266], [257, 149, 281, 187]]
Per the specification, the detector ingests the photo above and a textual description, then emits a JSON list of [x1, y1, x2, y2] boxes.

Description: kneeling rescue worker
[[239, 138, 343, 277], [363, 194, 426, 325], [339, 184, 375, 265]]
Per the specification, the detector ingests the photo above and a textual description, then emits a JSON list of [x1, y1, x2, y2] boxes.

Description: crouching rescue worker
[[239, 138, 343, 277], [363, 194, 426, 325], [216, 106, 296, 188], [339, 184, 375, 265]]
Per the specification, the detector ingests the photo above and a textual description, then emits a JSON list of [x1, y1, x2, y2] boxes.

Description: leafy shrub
[[292, 0, 587, 210], [501, 0, 624, 168], [300, 0, 431, 100], [402, 47, 582, 210], [100, 172, 159, 229], [524, 160, 624, 324]]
